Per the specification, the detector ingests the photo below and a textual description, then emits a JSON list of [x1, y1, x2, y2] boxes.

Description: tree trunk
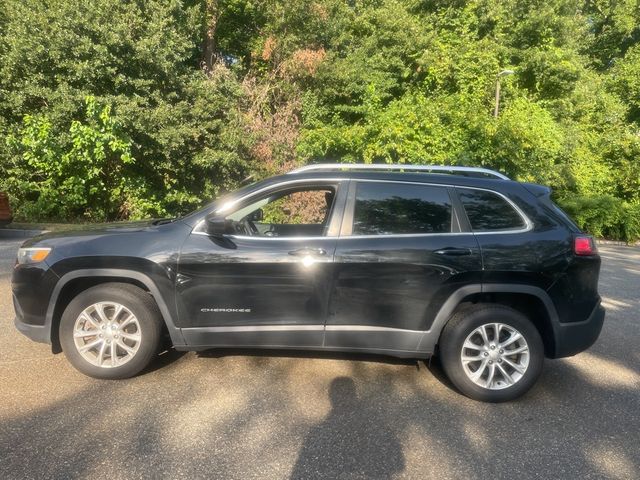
[[202, 0, 218, 75]]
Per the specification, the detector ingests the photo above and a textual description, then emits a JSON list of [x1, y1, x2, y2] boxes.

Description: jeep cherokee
[[12, 164, 605, 402]]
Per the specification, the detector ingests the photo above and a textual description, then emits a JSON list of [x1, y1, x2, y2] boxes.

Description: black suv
[[12, 164, 605, 402]]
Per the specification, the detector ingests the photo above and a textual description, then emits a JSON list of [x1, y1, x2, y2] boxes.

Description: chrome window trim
[[335, 232, 475, 239], [191, 177, 533, 237], [193, 232, 339, 241], [191, 228, 474, 240]]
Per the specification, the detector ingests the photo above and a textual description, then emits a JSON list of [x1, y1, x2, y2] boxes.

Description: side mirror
[[205, 214, 233, 237], [249, 208, 264, 222]]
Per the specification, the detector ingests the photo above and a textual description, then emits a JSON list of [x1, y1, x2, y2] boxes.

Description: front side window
[[226, 186, 336, 237], [458, 188, 526, 231], [352, 182, 452, 235]]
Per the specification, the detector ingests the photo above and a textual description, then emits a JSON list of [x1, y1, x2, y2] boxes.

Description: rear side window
[[458, 188, 525, 231], [352, 182, 452, 235]]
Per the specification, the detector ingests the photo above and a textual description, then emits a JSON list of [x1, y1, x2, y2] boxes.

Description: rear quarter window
[[457, 188, 526, 231]]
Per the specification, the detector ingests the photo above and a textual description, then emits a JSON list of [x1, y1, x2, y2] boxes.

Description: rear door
[[325, 180, 482, 354]]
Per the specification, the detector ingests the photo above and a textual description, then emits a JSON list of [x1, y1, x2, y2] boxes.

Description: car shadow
[[138, 347, 188, 375], [423, 355, 459, 394], [196, 347, 420, 367]]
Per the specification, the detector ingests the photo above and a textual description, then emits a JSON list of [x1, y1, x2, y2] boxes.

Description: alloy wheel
[[460, 322, 530, 390], [72, 302, 142, 368]]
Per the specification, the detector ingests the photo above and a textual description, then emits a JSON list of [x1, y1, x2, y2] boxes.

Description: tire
[[59, 283, 162, 379], [439, 304, 544, 402]]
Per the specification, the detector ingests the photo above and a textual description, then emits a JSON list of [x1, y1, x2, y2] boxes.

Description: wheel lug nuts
[[498, 359, 502, 363], [490, 345, 495, 350], [483, 352, 489, 357], [114, 335, 118, 339], [101, 325, 105, 329], [99, 334, 103, 338], [488, 360, 493, 364], [499, 349, 504, 354]]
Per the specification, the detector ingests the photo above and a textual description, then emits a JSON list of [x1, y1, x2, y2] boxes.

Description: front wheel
[[59, 283, 162, 379], [439, 305, 544, 402]]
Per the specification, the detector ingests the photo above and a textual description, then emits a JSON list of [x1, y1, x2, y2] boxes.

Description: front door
[[325, 180, 482, 354], [177, 181, 347, 348]]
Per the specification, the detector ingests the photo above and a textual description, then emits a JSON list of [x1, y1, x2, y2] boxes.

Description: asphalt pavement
[[0, 239, 638, 479]]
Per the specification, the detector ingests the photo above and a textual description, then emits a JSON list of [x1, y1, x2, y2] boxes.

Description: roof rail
[[287, 163, 510, 180]]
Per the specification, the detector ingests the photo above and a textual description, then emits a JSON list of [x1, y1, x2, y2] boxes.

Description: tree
[[0, 0, 637, 240], [6, 97, 133, 220]]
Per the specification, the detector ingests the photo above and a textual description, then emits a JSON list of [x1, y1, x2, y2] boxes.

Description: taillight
[[574, 236, 597, 256]]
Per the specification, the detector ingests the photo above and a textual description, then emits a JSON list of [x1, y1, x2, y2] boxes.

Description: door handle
[[288, 247, 327, 257], [433, 247, 473, 256]]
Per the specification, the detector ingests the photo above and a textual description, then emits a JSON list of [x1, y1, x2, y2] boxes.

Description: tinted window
[[352, 183, 452, 235], [458, 188, 525, 231]]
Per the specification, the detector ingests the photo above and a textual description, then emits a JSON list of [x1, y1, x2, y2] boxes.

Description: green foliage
[[622, 200, 640, 243], [0, 0, 250, 220], [6, 97, 134, 220], [610, 44, 640, 124], [0, 0, 638, 241], [558, 195, 625, 239], [557, 195, 640, 243]]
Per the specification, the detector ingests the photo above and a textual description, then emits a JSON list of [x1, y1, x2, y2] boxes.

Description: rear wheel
[[59, 283, 162, 379], [439, 305, 544, 402]]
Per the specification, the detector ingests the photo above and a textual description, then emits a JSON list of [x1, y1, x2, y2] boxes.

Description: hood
[[21, 219, 168, 247]]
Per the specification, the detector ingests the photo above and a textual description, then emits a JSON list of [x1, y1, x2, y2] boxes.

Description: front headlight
[[17, 247, 52, 265]]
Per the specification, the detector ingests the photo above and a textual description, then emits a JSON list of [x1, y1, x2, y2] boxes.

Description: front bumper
[[551, 301, 605, 358], [14, 315, 51, 344], [12, 262, 59, 345]]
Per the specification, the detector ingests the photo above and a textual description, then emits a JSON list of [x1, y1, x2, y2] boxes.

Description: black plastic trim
[[14, 316, 49, 343], [418, 283, 561, 355], [43, 269, 185, 346], [549, 301, 605, 358]]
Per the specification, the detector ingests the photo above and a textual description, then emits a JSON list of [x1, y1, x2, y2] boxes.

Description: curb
[[0, 229, 45, 239]]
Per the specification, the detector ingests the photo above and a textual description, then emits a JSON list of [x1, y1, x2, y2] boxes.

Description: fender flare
[[45, 269, 185, 346], [417, 283, 559, 353]]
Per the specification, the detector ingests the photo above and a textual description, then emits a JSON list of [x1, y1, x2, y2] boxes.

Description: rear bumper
[[551, 301, 605, 358]]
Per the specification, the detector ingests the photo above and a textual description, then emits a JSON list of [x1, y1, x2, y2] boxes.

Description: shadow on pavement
[[197, 347, 419, 366], [139, 347, 188, 376], [290, 376, 404, 479], [1, 346, 637, 479]]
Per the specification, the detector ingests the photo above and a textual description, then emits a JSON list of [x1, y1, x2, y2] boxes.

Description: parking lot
[[0, 238, 638, 479]]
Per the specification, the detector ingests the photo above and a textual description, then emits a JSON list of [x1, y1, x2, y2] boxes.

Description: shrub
[[622, 201, 640, 244], [5, 97, 134, 221], [557, 195, 640, 243]]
